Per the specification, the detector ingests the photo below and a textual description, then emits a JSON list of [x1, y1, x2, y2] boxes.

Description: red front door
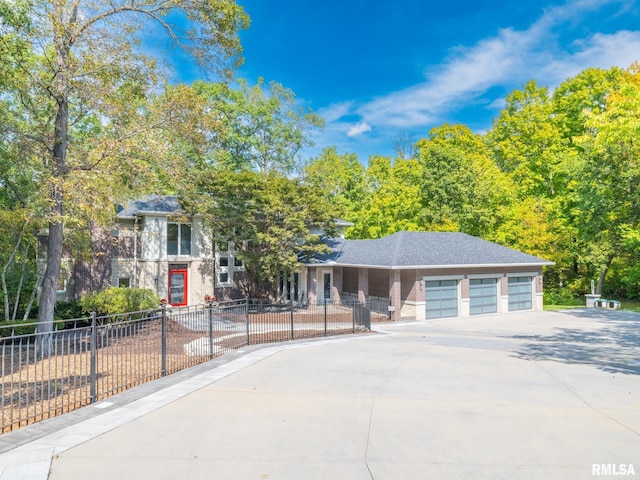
[[168, 268, 188, 306]]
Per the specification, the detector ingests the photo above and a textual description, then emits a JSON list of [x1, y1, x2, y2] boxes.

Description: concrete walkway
[[1, 309, 639, 479]]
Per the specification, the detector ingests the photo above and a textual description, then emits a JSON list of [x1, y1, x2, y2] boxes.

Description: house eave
[[306, 261, 555, 269]]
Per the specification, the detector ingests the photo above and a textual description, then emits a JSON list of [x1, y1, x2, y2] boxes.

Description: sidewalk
[[1, 310, 639, 480]]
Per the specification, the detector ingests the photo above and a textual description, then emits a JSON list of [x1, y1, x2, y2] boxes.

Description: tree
[[0, 1, 248, 341], [190, 78, 324, 174], [417, 124, 509, 237], [391, 131, 419, 160], [488, 81, 570, 198], [571, 73, 640, 294], [547, 66, 632, 295], [486, 81, 596, 294], [344, 155, 425, 239], [552, 67, 627, 142], [184, 169, 336, 298], [303, 147, 367, 225]]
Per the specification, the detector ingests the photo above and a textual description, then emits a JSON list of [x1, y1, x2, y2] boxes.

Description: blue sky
[[173, 0, 640, 163]]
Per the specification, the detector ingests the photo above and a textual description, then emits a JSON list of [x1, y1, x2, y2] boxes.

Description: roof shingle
[[310, 231, 553, 268]]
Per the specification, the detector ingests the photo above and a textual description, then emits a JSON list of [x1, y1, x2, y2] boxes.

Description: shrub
[[54, 301, 85, 320], [79, 287, 160, 316], [0, 320, 38, 337], [543, 289, 583, 306]]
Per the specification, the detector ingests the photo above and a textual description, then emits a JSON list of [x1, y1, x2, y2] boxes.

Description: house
[[293, 231, 554, 321], [50, 196, 553, 317], [49, 195, 247, 306]]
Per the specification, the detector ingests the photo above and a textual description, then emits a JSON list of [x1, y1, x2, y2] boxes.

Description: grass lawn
[[544, 298, 640, 312], [543, 304, 584, 310]]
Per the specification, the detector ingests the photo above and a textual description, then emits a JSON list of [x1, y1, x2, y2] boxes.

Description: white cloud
[[309, 0, 640, 162], [327, 0, 639, 132], [358, 27, 540, 128], [540, 30, 640, 84], [347, 122, 372, 137], [317, 101, 354, 122]]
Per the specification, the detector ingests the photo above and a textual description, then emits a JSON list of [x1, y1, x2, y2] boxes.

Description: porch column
[[358, 268, 369, 303], [389, 269, 401, 321]]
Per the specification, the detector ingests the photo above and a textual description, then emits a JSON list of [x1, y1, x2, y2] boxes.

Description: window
[[167, 223, 191, 256], [57, 275, 67, 293], [219, 272, 229, 283], [118, 278, 131, 288], [234, 257, 243, 267], [219, 256, 229, 267], [217, 241, 229, 252]]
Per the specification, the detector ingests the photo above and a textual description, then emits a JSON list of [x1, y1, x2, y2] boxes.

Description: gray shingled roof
[[117, 195, 183, 218], [309, 231, 553, 268]]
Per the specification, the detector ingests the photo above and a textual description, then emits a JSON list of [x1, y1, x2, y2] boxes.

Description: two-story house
[[51, 195, 246, 306]]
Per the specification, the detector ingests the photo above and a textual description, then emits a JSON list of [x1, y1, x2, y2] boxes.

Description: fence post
[[208, 302, 214, 359], [245, 297, 250, 345], [352, 301, 356, 333], [324, 299, 327, 336], [290, 302, 294, 340], [161, 304, 167, 377], [90, 311, 97, 404]]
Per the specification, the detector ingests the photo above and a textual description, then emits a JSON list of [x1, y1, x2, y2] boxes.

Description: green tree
[[303, 147, 367, 223], [190, 79, 324, 174], [347, 155, 425, 239], [0, 0, 248, 341], [418, 124, 508, 237], [553, 67, 627, 142], [571, 73, 640, 294], [486, 82, 582, 293], [184, 169, 336, 298], [488, 81, 570, 198], [548, 66, 632, 295]]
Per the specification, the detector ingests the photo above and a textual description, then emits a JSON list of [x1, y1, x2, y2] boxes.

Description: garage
[[469, 278, 498, 315], [425, 279, 459, 319], [508, 276, 533, 311], [307, 231, 553, 321]]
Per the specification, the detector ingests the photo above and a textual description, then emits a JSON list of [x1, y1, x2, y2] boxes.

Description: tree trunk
[[11, 242, 30, 320], [595, 255, 614, 295], [37, 155, 66, 353], [38, 11, 70, 354], [23, 268, 43, 322], [2, 217, 28, 321]]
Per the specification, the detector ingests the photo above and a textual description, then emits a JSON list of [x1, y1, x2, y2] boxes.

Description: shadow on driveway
[[510, 309, 640, 376]]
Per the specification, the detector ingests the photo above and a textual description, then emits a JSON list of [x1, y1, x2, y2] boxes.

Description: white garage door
[[508, 276, 533, 311], [425, 280, 458, 319], [469, 278, 498, 315]]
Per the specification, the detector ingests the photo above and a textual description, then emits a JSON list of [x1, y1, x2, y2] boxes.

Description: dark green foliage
[[54, 301, 84, 320], [0, 319, 38, 337]]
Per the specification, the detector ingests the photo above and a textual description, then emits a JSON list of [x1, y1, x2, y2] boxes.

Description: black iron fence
[[0, 299, 371, 433]]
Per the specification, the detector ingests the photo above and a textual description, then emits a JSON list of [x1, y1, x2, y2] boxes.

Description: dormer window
[[167, 223, 191, 256]]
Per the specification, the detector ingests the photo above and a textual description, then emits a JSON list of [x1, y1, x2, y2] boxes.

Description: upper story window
[[167, 223, 191, 256]]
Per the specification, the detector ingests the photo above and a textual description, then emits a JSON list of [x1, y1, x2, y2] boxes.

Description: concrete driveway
[[1, 309, 639, 479]]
